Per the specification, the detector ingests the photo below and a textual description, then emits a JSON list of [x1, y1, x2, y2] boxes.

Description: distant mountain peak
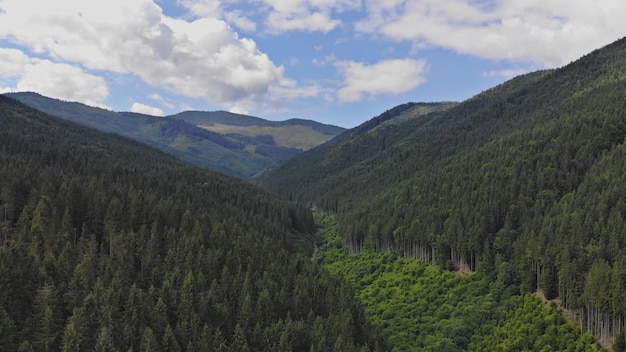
[[4, 91, 345, 179]]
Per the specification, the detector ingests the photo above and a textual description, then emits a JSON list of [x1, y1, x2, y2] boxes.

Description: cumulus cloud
[[0, 48, 31, 77], [269, 78, 324, 100], [177, 0, 221, 18], [356, 0, 626, 67], [0, 48, 109, 106], [336, 58, 428, 102], [229, 105, 249, 115], [266, 11, 340, 33], [224, 10, 258, 32], [131, 102, 165, 116], [18, 62, 109, 107], [260, 0, 361, 33], [0, 0, 285, 111]]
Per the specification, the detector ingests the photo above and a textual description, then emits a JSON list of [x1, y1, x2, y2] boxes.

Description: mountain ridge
[[4, 91, 345, 179], [259, 36, 626, 346], [0, 94, 383, 351]]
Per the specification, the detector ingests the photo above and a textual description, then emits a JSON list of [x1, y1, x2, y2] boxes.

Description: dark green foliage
[[258, 101, 455, 210], [255, 144, 302, 163], [158, 118, 245, 149], [5, 92, 345, 179], [260, 37, 626, 345], [0, 96, 379, 351]]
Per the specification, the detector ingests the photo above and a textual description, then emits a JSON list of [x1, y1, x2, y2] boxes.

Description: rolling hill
[[259, 36, 626, 347], [3, 92, 344, 179], [0, 95, 382, 351]]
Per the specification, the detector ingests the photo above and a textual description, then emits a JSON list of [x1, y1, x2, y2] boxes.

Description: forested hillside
[[172, 110, 344, 151], [0, 96, 382, 351], [257, 101, 455, 206], [260, 37, 626, 347], [316, 215, 604, 352], [5, 92, 344, 179]]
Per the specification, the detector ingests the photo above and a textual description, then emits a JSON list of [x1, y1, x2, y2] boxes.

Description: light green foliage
[[316, 215, 606, 351], [264, 37, 626, 345]]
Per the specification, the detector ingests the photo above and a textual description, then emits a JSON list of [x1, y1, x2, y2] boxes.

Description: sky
[[0, 1, 625, 128]]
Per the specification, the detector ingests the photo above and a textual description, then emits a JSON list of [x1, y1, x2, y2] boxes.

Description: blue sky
[[1, 1, 625, 128]]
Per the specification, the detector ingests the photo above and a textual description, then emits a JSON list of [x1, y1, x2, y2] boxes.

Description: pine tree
[[161, 324, 181, 352], [139, 327, 158, 352], [231, 323, 250, 352], [0, 307, 16, 351], [94, 326, 118, 352], [32, 284, 62, 352]]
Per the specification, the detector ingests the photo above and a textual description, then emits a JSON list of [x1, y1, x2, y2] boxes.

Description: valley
[[260, 37, 626, 350], [1, 36, 626, 351], [4, 92, 345, 179]]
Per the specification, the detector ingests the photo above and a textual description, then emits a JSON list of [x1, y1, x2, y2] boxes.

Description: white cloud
[[309, 0, 362, 11], [229, 105, 249, 115], [312, 54, 337, 66], [260, 0, 361, 33], [176, 1, 257, 33], [269, 78, 324, 100], [224, 10, 258, 32], [0, 48, 109, 106], [0, 0, 285, 111], [483, 68, 529, 79], [148, 93, 174, 109], [131, 102, 165, 116], [357, 0, 626, 67], [0, 48, 31, 77], [336, 58, 428, 102], [148, 93, 164, 101], [177, 0, 221, 18], [267, 11, 340, 33], [17, 61, 109, 107]]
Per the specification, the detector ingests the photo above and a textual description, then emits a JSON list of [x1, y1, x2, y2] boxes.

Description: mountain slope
[[260, 37, 626, 346], [4, 92, 344, 179], [256, 101, 456, 205], [258, 69, 553, 208], [171, 110, 343, 152], [0, 95, 383, 351]]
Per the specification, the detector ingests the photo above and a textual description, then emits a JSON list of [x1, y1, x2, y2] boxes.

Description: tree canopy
[[260, 37, 626, 347], [0, 96, 382, 351]]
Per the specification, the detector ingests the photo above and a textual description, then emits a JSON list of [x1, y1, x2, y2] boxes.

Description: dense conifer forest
[[316, 215, 604, 351], [4, 36, 626, 351], [0, 96, 382, 351], [260, 37, 626, 348], [6, 92, 344, 180]]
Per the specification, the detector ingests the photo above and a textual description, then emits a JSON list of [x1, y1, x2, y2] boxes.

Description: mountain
[[0, 95, 383, 351], [257, 100, 459, 205], [327, 101, 457, 146], [3, 92, 345, 179], [260, 37, 626, 346], [171, 110, 344, 151]]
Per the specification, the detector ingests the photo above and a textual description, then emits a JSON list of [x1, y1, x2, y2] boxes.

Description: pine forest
[[2, 37, 626, 351], [0, 96, 382, 351], [260, 37, 626, 350]]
